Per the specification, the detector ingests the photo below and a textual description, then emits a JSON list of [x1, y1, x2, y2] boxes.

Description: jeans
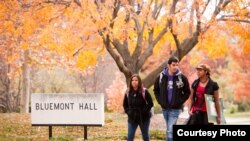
[[127, 119, 150, 141], [162, 109, 181, 141]]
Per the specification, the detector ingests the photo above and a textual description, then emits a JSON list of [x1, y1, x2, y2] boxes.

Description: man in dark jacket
[[153, 56, 190, 141]]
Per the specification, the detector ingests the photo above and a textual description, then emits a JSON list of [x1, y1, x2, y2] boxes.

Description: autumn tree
[[0, 0, 78, 112], [0, 0, 30, 112], [45, 0, 249, 87], [0, 0, 106, 112], [228, 26, 250, 109], [229, 20, 250, 105], [10, 0, 248, 88], [106, 72, 126, 112], [1, 0, 249, 112]]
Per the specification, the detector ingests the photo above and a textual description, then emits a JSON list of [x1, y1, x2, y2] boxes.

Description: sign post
[[31, 93, 104, 139]]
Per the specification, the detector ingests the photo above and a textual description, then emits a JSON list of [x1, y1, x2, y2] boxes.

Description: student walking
[[123, 74, 154, 141], [153, 56, 191, 141], [187, 64, 221, 125]]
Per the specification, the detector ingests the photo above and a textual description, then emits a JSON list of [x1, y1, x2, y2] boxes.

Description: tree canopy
[[0, 0, 250, 112]]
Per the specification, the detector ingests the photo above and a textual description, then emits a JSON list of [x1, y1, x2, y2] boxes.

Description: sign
[[205, 94, 226, 124], [31, 93, 104, 126]]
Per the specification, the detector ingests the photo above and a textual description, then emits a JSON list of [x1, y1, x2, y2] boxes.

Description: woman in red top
[[187, 64, 221, 125]]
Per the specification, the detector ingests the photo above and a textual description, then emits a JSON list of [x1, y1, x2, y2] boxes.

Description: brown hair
[[128, 74, 143, 93]]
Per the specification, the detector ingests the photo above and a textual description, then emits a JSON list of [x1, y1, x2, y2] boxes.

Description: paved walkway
[[225, 117, 250, 125], [150, 109, 250, 131]]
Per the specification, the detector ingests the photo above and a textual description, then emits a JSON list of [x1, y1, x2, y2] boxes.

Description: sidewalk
[[225, 117, 250, 125], [150, 108, 250, 131]]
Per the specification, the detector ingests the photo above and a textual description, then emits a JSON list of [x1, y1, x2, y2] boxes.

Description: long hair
[[128, 74, 143, 94]]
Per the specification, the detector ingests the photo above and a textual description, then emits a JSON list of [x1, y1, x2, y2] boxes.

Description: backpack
[[126, 87, 154, 117], [159, 73, 184, 88], [141, 88, 154, 117], [158, 72, 188, 104]]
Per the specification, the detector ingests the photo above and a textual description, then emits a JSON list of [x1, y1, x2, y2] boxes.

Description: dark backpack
[[159, 73, 184, 88]]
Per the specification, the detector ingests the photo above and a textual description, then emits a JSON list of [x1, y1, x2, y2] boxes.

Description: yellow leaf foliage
[[76, 51, 97, 70], [47, 42, 58, 51], [189, 52, 203, 65], [197, 27, 229, 59], [20, 42, 29, 50], [21, 17, 38, 39], [230, 23, 250, 53], [1, 0, 249, 75], [153, 32, 176, 55]]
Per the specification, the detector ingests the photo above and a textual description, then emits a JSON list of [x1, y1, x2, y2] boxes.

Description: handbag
[[186, 97, 205, 125]]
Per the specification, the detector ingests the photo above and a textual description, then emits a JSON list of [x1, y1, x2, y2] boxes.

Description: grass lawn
[[0, 112, 165, 141], [224, 111, 250, 118]]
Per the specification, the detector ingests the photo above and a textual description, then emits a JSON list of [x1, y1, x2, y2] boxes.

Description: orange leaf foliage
[[106, 72, 126, 112], [1, 0, 250, 81], [227, 43, 250, 103]]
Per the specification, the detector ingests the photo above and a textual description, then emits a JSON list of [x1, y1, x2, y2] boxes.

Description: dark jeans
[[127, 118, 150, 141], [187, 111, 214, 125]]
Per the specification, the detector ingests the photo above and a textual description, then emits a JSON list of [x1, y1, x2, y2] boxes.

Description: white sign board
[[31, 93, 104, 126]]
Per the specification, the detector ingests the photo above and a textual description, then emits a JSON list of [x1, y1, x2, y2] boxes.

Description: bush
[[237, 100, 250, 112], [224, 102, 238, 114]]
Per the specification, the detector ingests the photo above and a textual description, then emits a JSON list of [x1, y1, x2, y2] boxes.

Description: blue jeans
[[162, 109, 181, 141], [127, 119, 150, 141]]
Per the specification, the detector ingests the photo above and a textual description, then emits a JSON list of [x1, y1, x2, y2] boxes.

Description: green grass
[[0, 112, 165, 141], [150, 130, 165, 140], [225, 111, 250, 117]]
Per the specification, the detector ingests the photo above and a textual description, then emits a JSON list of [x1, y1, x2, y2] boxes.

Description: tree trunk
[[142, 32, 200, 88], [20, 50, 30, 113], [0, 58, 14, 112]]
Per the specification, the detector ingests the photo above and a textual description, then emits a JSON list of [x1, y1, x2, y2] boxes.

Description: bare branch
[[220, 12, 250, 19], [203, 0, 232, 33], [174, 7, 186, 14], [189, 2, 194, 36], [137, 44, 154, 70], [45, 0, 71, 6], [142, 59, 168, 87], [131, 14, 145, 61], [132, 14, 142, 33], [194, 1, 201, 37], [73, 36, 90, 56], [152, 0, 165, 20], [136, 0, 144, 15], [169, 0, 181, 56], [111, 0, 121, 28], [211, 0, 232, 19], [111, 38, 131, 64], [103, 36, 130, 75], [153, 27, 168, 46], [74, 0, 81, 7], [211, 0, 224, 18], [217, 18, 250, 23], [201, 0, 210, 15], [170, 0, 178, 15], [137, 25, 168, 70]]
